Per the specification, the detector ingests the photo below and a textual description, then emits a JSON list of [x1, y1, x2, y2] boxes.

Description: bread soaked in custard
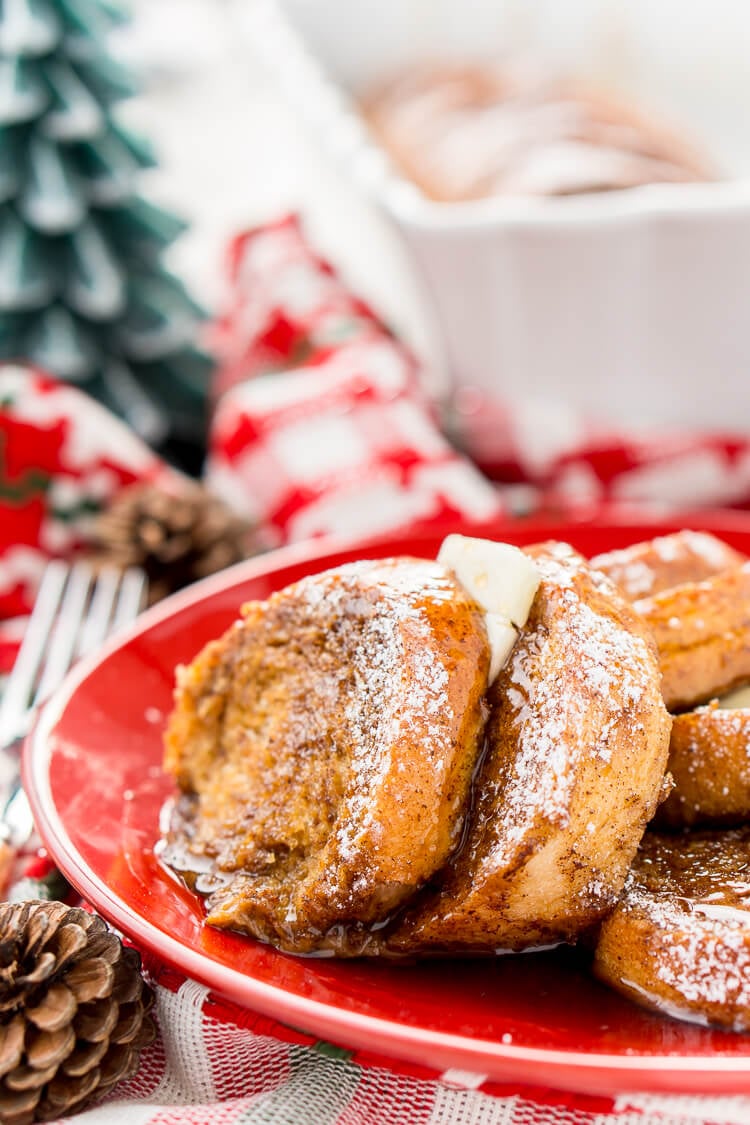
[[163, 543, 672, 959], [657, 703, 750, 829], [382, 543, 671, 955], [162, 557, 490, 954], [635, 562, 750, 711]]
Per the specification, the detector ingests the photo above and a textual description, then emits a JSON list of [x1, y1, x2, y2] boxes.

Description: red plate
[[24, 512, 750, 1096]]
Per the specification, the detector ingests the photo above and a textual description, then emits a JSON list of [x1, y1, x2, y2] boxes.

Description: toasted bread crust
[[656, 703, 750, 828], [591, 530, 745, 602], [635, 563, 750, 711]]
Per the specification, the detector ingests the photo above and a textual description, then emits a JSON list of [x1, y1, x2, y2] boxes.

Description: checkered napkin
[[210, 213, 750, 525], [84, 964, 750, 1125], [206, 339, 502, 545], [206, 214, 506, 545], [0, 365, 182, 672], [6, 215, 750, 1123]]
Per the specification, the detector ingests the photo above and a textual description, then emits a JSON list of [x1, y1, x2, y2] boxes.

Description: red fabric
[[211, 213, 405, 402], [454, 386, 750, 510], [0, 365, 178, 665], [204, 213, 505, 544], [210, 214, 750, 528], [0, 368, 169, 607], [206, 339, 504, 544]]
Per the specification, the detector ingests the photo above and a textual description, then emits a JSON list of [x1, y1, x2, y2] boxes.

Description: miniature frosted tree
[[0, 0, 212, 471]]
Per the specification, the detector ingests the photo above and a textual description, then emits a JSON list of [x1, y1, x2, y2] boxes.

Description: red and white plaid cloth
[[210, 214, 750, 524], [206, 338, 502, 545], [96, 961, 750, 1124], [0, 366, 181, 672], [6, 214, 750, 1123]]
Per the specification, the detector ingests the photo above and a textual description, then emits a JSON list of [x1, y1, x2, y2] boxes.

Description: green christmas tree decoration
[[0, 0, 213, 473]]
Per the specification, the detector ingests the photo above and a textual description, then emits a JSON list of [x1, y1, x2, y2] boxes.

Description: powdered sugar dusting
[[495, 545, 653, 862], [640, 894, 750, 1011], [591, 549, 656, 598], [681, 529, 742, 569], [612, 831, 750, 1027], [615, 560, 655, 597], [592, 530, 743, 602], [651, 535, 682, 563], [298, 560, 455, 871]]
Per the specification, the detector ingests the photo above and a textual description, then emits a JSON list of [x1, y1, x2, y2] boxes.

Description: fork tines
[[0, 561, 147, 746]]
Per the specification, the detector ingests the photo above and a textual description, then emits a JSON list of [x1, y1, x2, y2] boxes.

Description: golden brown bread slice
[[656, 701, 750, 828], [594, 828, 750, 1031], [382, 542, 672, 956], [162, 557, 490, 953], [635, 562, 750, 711], [590, 530, 746, 602]]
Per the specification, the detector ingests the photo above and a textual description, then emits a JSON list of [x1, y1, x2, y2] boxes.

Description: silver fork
[[0, 560, 148, 852]]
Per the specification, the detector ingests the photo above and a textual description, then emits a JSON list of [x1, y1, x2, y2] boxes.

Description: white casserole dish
[[240, 0, 750, 451]]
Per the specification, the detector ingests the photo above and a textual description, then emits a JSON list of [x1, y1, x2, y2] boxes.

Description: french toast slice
[[594, 828, 750, 1031], [657, 702, 750, 828], [635, 562, 750, 711], [591, 530, 745, 602], [163, 557, 490, 953], [383, 542, 672, 955]]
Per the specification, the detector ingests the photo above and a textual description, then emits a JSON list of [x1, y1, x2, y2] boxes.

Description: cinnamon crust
[[656, 703, 750, 828], [160, 529, 750, 1032], [635, 562, 750, 711], [381, 542, 671, 955], [591, 530, 746, 602]]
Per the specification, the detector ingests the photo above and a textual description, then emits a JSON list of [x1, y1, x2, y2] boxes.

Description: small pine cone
[[87, 480, 259, 604], [0, 901, 156, 1124]]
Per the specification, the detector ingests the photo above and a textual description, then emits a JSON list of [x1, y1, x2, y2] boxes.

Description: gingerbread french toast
[[382, 542, 671, 955], [594, 828, 750, 1031], [162, 537, 670, 958], [598, 533, 750, 833], [591, 530, 746, 602], [595, 528, 750, 829], [588, 532, 750, 1031], [656, 699, 750, 829], [635, 562, 750, 712], [163, 557, 492, 953], [161, 525, 750, 1033], [363, 66, 714, 202], [592, 529, 750, 713]]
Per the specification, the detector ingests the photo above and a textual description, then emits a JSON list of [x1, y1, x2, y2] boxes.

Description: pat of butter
[[438, 535, 540, 681]]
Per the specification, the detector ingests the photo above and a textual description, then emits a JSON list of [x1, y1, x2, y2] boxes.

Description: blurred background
[[6, 0, 750, 588], [116, 0, 750, 455], [116, 0, 433, 361]]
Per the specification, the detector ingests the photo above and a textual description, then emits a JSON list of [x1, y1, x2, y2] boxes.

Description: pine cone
[[87, 480, 258, 604], [0, 901, 156, 1124]]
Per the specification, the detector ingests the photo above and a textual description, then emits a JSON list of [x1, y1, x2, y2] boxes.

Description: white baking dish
[[239, 0, 750, 453]]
